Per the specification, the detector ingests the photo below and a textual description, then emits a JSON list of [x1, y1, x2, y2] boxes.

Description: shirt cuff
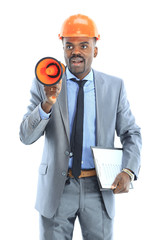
[[39, 103, 51, 120]]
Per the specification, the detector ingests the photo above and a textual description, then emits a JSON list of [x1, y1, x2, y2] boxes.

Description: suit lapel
[[57, 74, 70, 142], [94, 70, 105, 146]]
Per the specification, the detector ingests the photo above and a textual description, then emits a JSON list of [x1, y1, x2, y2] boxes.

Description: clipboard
[[91, 146, 133, 190]]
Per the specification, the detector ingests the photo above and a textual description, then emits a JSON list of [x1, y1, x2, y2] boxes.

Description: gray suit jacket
[[20, 69, 142, 219]]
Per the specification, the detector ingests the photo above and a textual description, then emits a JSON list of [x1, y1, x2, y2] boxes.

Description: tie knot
[[70, 78, 87, 88]]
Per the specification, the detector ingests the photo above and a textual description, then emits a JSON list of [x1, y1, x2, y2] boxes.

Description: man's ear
[[94, 47, 98, 58]]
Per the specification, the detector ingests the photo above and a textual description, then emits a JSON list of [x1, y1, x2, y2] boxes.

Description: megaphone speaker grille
[[35, 57, 64, 86]]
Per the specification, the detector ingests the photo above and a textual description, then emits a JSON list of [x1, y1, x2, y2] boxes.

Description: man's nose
[[72, 46, 81, 55]]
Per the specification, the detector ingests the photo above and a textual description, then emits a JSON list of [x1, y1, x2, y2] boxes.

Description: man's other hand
[[111, 172, 131, 194]]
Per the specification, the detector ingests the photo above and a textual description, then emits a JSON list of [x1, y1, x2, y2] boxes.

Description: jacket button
[[62, 171, 67, 176], [65, 150, 70, 156]]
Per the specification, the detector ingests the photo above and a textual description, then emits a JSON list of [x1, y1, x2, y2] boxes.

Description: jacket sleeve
[[116, 80, 142, 179], [19, 78, 50, 145]]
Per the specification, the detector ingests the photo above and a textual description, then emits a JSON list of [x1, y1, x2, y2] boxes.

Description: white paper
[[91, 147, 123, 189]]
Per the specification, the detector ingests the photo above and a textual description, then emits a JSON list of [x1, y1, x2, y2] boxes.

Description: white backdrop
[[0, 0, 163, 239]]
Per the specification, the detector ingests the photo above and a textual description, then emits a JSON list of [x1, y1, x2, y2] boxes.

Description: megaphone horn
[[35, 57, 65, 86]]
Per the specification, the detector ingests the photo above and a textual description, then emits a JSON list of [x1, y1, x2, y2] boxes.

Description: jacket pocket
[[39, 164, 48, 175]]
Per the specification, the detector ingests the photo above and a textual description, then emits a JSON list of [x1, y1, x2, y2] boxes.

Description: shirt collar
[[66, 67, 93, 82]]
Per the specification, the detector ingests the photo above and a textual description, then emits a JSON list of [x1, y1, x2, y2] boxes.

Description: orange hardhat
[[58, 14, 100, 40]]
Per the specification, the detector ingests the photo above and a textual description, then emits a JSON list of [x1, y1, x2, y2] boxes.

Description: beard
[[68, 55, 86, 76]]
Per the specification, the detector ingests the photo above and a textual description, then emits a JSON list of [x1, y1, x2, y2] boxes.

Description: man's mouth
[[70, 57, 84, 66]]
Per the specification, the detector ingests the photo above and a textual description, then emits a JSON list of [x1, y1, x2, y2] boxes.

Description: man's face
[[62, 37, 98, 80]]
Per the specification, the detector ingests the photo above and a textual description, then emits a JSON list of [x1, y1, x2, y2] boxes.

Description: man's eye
[[66, 45, 73, 49], [81, 45, 87, 49]]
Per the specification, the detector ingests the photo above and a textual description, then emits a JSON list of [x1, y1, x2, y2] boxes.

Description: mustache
[[69, 54, 85, 62]]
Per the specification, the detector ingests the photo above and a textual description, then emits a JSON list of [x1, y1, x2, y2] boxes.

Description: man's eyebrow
[[65, 42, 73, 45], [65, 41, 90, 45], [80, 41, 89, 45]]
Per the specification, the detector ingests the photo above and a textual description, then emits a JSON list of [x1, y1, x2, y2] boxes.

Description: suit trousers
[[39, 176, 114, 240]]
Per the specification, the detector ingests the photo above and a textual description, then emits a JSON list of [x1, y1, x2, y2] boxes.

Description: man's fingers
[[111, 175, 120, 190], [113, 183, 125, 194], [44, 80, 62, 103], [111, 172, 131, 194]]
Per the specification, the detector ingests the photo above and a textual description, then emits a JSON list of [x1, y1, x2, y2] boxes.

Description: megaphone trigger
[[35, 57, 65, 86], [51, 96, 56, 100]]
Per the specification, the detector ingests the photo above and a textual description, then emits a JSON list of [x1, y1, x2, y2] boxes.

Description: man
[[20, 14, 142, 240]]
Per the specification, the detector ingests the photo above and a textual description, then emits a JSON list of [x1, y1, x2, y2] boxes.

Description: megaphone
[[35, 57, 65, 86]]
